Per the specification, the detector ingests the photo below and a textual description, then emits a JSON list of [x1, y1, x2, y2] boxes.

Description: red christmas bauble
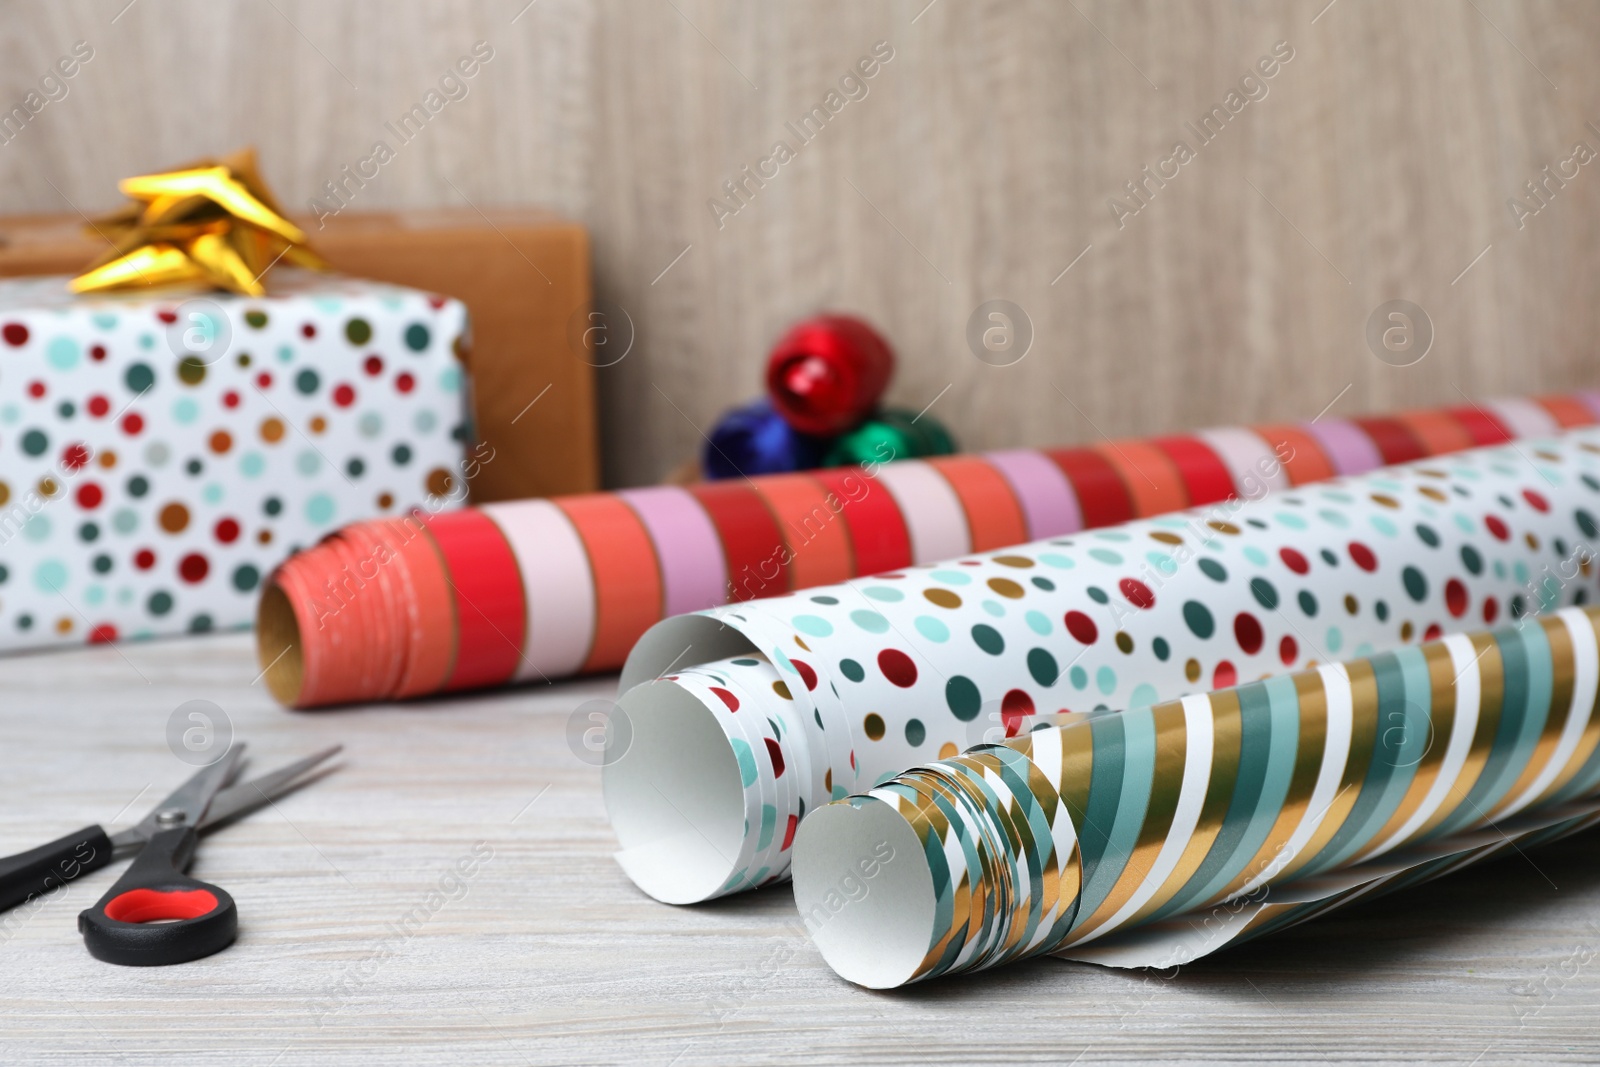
[[765, 314, 894, 436]]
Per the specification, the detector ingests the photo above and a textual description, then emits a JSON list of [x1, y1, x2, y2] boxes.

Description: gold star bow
[[70, 147, 327, 297]]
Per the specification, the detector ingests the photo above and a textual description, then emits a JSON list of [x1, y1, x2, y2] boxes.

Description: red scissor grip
[[104, 887, 220, 924], [80, 827, 238, 965]]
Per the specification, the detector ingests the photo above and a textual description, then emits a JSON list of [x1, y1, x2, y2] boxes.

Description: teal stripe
[[1236, 674, 1308, 883], [1076, 708, 1156, 922], [1489, 621, 1556, 810], [1475, 621, 1556, 812], [756, 803, 776, 851], [1149, 680, 1275, 921], [945, 764, 1013, 966], [988, 750, 1051, 950], [989, 748, 1056, 871], [1072, 714, 1126, 897], [1311, 647, 1432, 872], [920, 804, 956, 948], [926, 782, 991, 966], [1299, 652, 1414, 876]]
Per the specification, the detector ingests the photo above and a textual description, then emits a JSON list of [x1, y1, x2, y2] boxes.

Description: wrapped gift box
[[0, 271, 467, 651], [0, 208, 598, 501]]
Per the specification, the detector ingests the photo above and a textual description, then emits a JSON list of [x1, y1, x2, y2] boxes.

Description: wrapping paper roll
[[605, 429, 1600, 902], [792, 605, 1600, 988], [259, 394, 1600, 706]]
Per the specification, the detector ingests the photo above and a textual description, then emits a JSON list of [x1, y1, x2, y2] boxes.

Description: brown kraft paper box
[[0, 207, 598, 502]]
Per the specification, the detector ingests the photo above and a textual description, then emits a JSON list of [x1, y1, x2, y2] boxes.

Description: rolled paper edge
[[258, 542, 342, 708], [618, 612, 766, 693], [387, 516, 458, 699], [790, 797, 937, 989], [604, 674, 760, 904], [256, 527, 416, 708]]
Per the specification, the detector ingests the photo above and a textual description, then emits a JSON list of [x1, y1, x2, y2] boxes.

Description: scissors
[[0, 742, 341, 966]]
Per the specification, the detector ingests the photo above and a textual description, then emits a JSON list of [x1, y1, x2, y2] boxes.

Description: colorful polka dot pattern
[[614, 429, 1600, 901], [267, 393, 1600, 705], [804, 605, 1600, 987], [0, 273, 467, 650]]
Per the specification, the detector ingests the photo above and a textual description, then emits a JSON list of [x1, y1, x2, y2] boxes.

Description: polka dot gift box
[[604, 429, 1600, 903], [0, 271, 467, 651]]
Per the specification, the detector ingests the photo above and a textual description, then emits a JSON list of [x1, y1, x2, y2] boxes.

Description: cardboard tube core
[[256, 581, 305, 707]]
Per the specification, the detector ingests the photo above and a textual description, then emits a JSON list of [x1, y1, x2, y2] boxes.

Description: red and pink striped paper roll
[[257, 392, 1600, 707]]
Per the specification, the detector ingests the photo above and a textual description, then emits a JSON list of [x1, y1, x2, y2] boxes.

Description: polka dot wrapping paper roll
[[790, 604, 1600, 988], [0, 272, 467, 653], [260, 393, 1600, 706], [604, 429, 1600, 903]]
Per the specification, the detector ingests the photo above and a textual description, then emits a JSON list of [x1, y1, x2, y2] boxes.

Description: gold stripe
[[1055, 834, 1083, 938], [1056, 717, 1097, 828], [1209, 670, 1330, 902], [1130, 691, 1243, 925], [1022, 757, 1066, 921], [1049, 716, 1098, 937], [1069, 700, 1189, 940], [1418, 631, 1504, 835], [1348, 640, 1460, 863], [905, 777, 977, 978], [912, 776, 952, 839], [1236, 900, 1298, 941], [1276, 659, 1379, 882], [909, 800, 965, 979], [961, 753, 1034, 958], [941, 763, 1010, 959], [1021, 739, 1059, 826], [930, 771, 987, 962]]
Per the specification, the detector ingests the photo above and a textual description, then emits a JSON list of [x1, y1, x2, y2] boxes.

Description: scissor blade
[[197, 744, 343, 832], [125, 744, 245, 843]]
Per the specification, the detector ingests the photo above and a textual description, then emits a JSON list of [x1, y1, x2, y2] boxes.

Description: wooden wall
[[3, 0, 1596, 487]]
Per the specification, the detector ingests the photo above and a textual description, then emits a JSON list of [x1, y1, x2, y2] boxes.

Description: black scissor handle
[[78, 826, 237, 966], [0, 824, 114, 913]]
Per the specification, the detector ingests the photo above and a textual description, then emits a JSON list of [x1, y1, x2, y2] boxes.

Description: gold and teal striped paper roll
[[792, 604, 1600, 988], [605, 429, 1600, 903]]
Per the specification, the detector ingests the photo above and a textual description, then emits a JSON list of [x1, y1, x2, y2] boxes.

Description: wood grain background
[[2, 0, 1596, 487]]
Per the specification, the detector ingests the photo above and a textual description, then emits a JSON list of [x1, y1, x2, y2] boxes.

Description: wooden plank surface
[[0, 632, 1596, 1065], [3, 1, 1598, 488]]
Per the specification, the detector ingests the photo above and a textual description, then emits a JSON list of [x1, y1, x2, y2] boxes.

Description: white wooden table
[[1, 633, 1596, 1065]]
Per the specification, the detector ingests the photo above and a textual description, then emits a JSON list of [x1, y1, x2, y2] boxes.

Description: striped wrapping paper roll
[[792, 604, 1600, 988], [603, 429, 1600, 903], [258, 393, 1600, 707]]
